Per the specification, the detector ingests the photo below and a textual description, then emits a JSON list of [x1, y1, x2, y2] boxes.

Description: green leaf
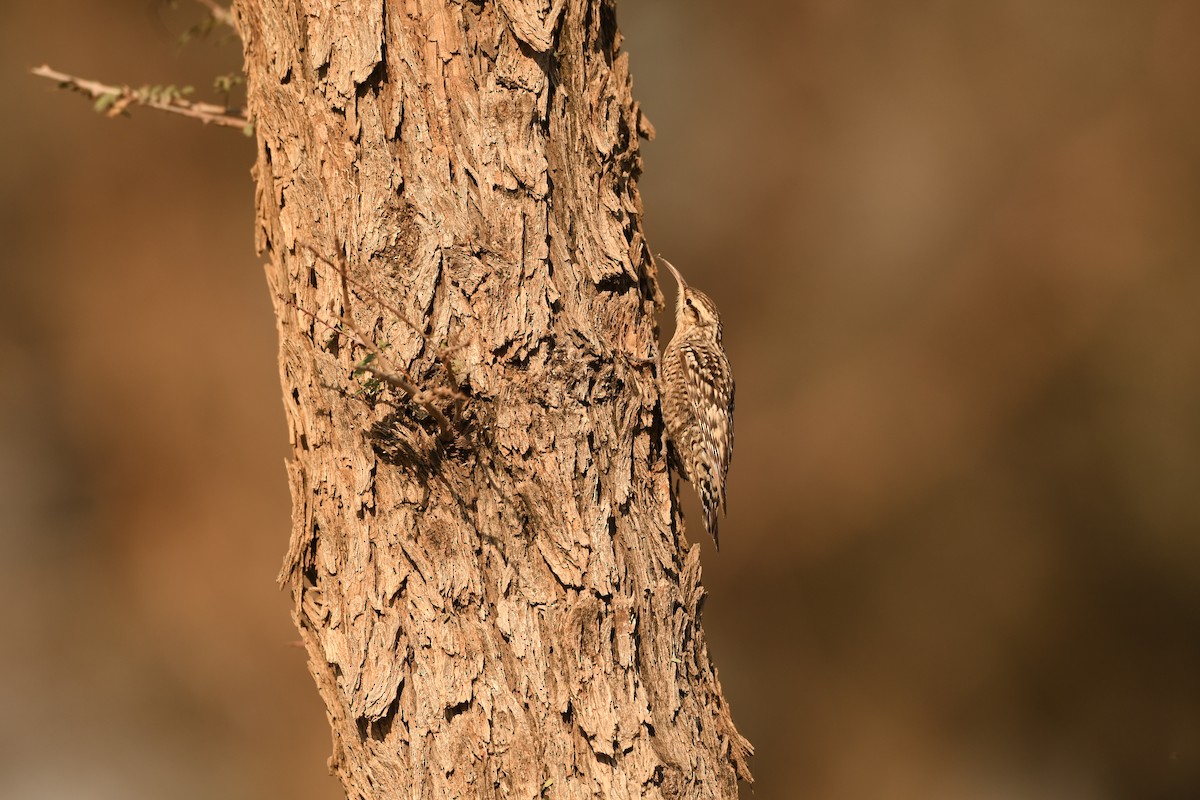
[[93, 92, 120, 113], [213, 72, 245, 94]]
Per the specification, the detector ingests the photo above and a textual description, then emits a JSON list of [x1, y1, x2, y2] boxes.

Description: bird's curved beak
[[657, 255, 686, 290]]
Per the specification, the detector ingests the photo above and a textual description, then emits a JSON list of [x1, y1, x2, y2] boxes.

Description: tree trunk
[[234, 0, 751, 796]]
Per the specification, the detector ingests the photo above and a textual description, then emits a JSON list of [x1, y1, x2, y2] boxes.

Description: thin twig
[[330, 251, 459, 440], [281, 293, 410, 392], [31, 64, 250, 131], [297, 240, 465, 350], [281, 283, 458, 441], [297, 241, 470, 427], [193, 0, 237, 30]]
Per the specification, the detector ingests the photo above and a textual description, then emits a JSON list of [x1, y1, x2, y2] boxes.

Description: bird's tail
[[701, 486, 721, 550]]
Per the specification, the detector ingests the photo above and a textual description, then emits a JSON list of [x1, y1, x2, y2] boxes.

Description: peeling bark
[[235, 0, 751, 796]]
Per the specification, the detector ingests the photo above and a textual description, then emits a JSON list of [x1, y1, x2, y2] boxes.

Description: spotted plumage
[[658, 257, 734, 547]]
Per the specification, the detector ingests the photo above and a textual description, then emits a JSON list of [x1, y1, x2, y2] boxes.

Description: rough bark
[[234, 0, 751, 796]]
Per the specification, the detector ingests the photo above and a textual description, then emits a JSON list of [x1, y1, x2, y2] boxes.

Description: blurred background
[[3, 1, 1198, 798]]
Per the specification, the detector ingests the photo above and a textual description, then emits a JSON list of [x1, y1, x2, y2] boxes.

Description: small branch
[[31, 65, 250, 132], [281, 290, 460, 442], [297, 241, 471, 432], [332, 264, 459, 441], [193, 0, 237, 30], [299, 239, 468, 354]]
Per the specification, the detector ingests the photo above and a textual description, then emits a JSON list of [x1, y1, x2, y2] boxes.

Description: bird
[[657, 256, 735, 548]]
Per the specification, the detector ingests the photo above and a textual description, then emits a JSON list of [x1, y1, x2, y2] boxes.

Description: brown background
[[3, 1, 1199, 798]]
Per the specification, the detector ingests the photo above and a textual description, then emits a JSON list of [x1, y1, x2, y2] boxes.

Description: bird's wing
[[678, 338, 734, 500]]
